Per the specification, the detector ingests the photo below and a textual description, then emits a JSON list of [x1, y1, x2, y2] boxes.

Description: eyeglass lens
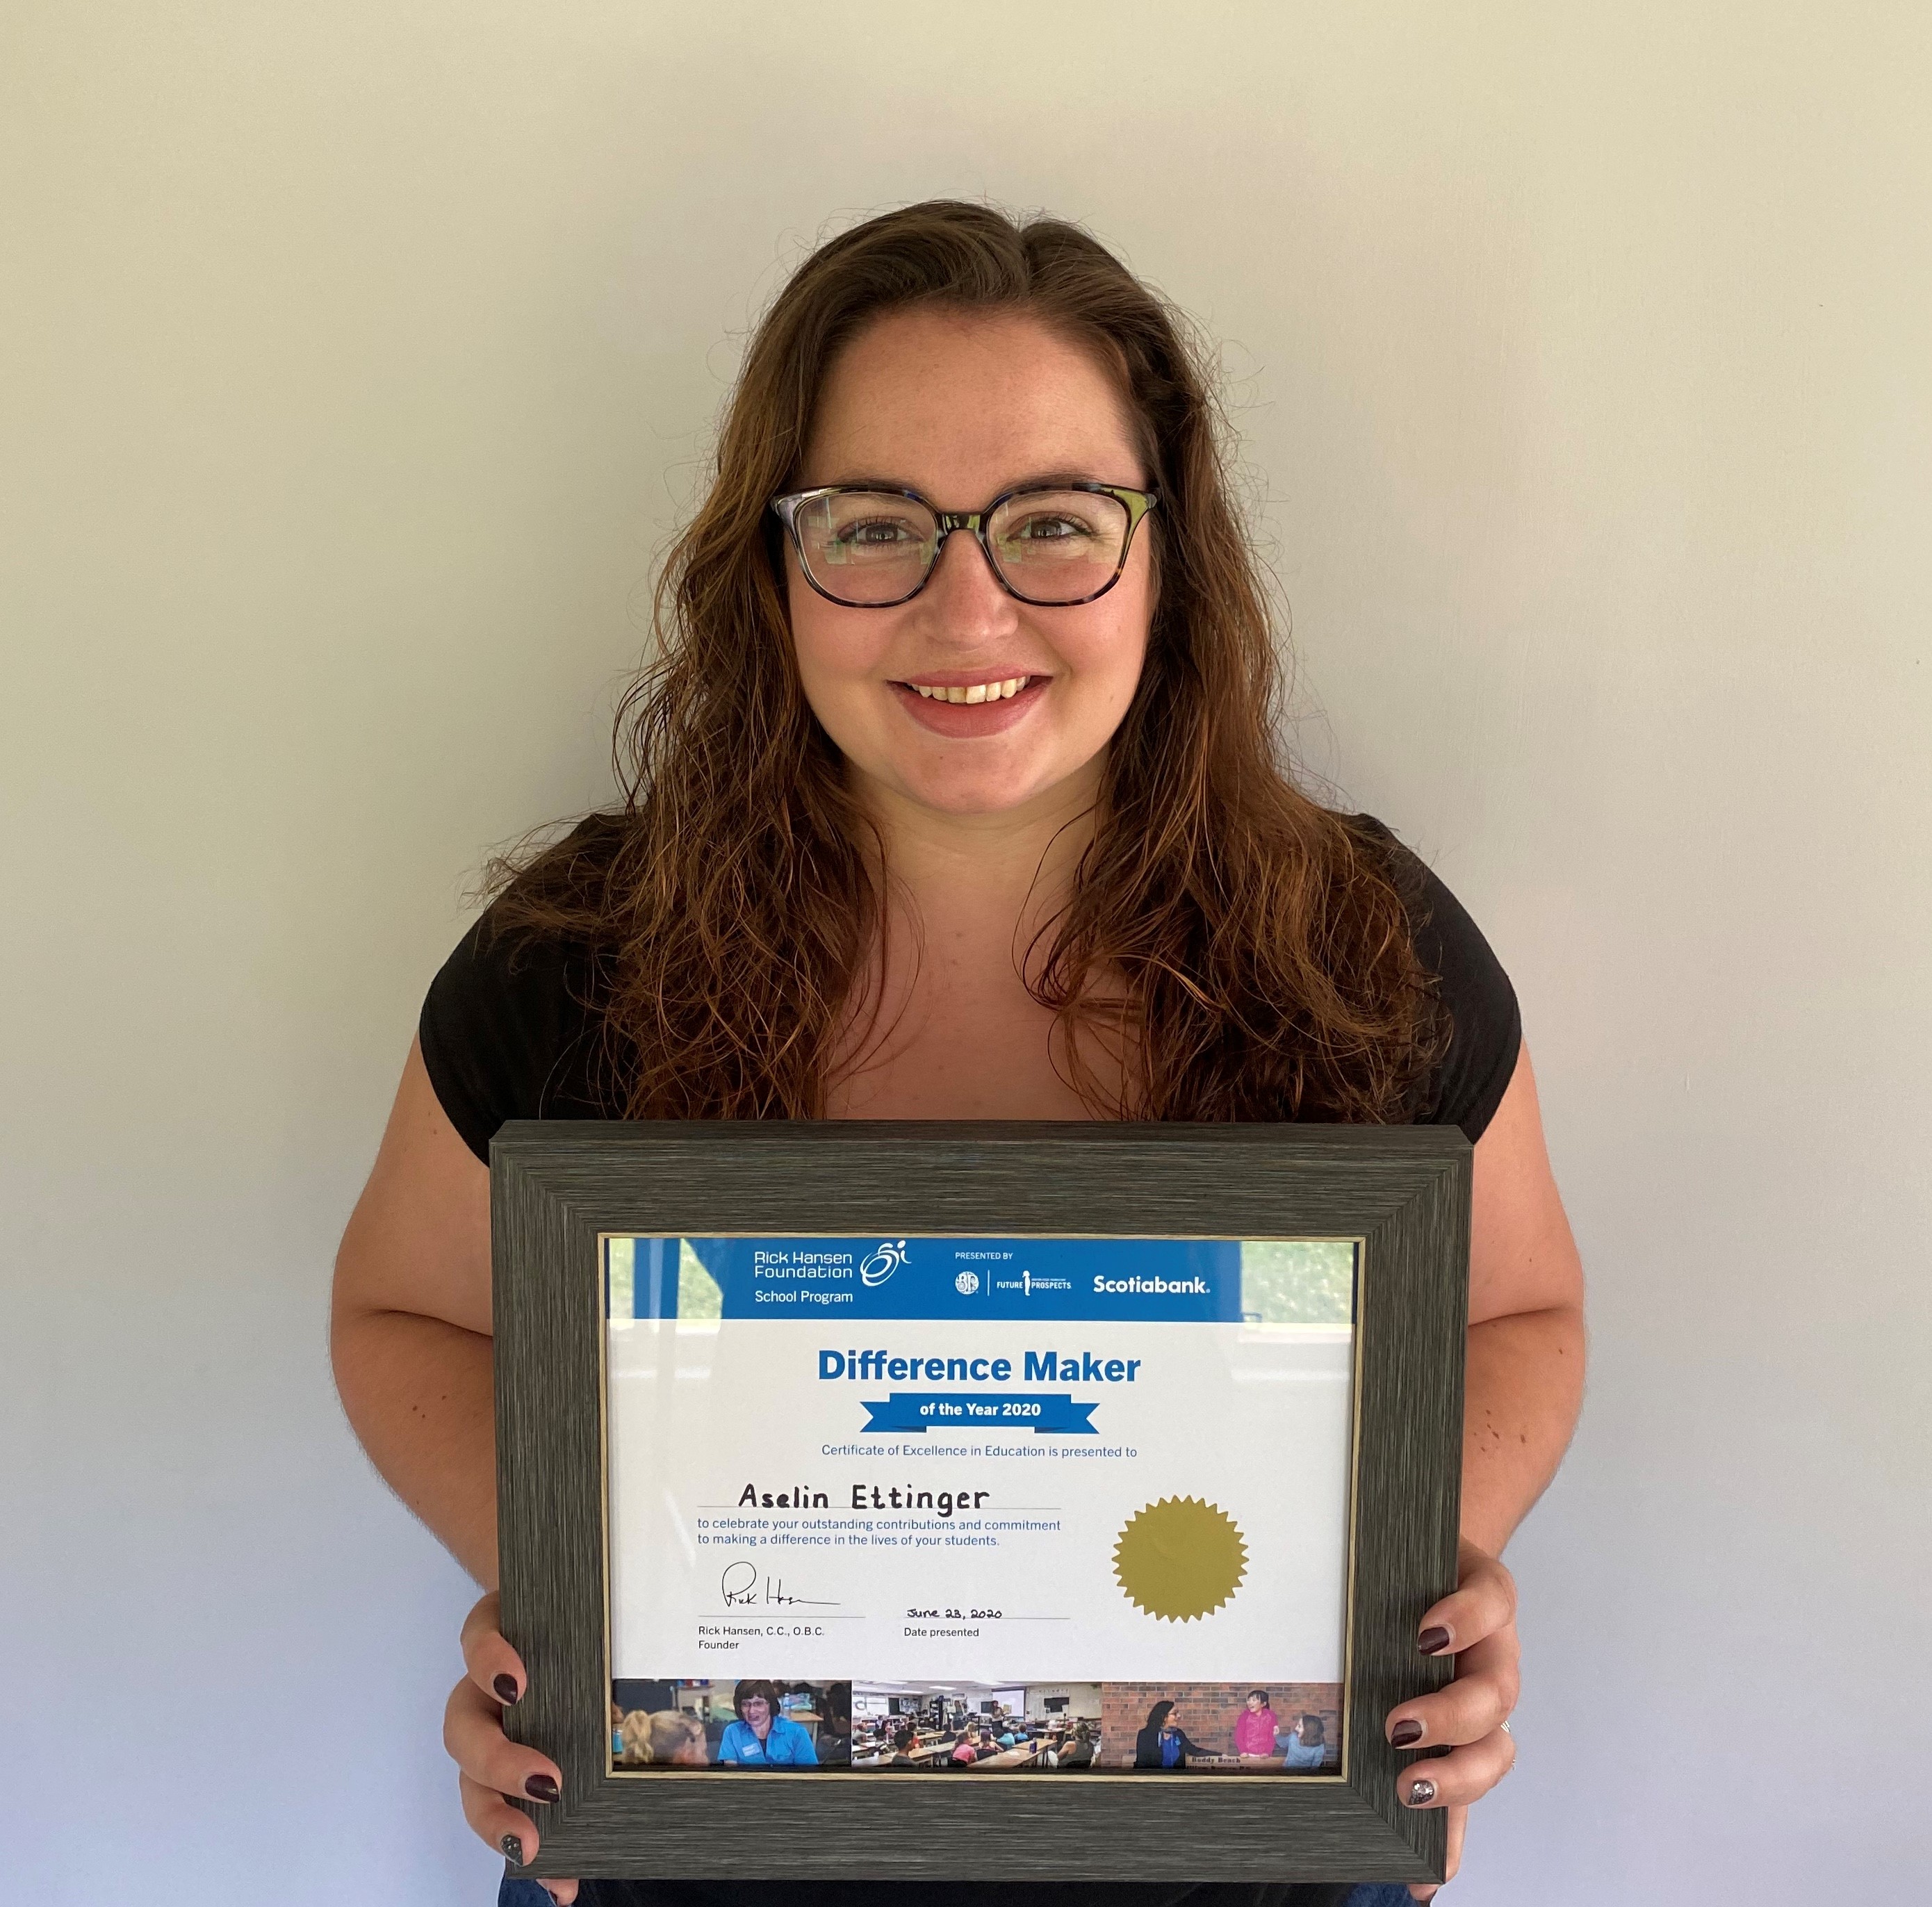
[[791, 490, 1132, 605]]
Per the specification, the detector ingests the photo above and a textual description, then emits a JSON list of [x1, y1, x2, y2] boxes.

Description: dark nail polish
[[501, 1833, 526, 1866], [1391, 1719, 1424, 1746], [1406, 1776, 1438, 1807], [525, 1774, 560, 1803], [1417, 1626, 1452, 1655], [493, 1674, 521, 1705]]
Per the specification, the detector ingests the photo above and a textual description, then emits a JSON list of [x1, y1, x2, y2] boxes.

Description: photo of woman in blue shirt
[[1132, 1700, 1210, 1770], [715, 1681, 819, 1767]]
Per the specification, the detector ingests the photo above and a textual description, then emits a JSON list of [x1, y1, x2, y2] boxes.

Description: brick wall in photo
[[1097, 1682, 1342, 1769]]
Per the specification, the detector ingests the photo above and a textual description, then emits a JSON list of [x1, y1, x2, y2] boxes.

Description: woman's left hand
[[1384, 1538, 1521, 1901]]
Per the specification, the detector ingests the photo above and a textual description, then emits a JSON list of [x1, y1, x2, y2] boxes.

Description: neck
[[851, 762, 1102, 953]]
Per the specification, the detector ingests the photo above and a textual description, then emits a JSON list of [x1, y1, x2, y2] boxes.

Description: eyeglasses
[[770, 481, 1159, 609]]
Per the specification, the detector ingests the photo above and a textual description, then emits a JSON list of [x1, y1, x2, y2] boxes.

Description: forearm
[[1459, 1303, 1585, 1557], [331, 1307, 498, 1587]]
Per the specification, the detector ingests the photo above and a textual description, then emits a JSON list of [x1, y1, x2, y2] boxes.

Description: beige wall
[[4, 2, 1928, 1899]]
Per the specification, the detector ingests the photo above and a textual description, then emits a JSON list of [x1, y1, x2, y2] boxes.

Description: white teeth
[[909, 676, 1032, 703]]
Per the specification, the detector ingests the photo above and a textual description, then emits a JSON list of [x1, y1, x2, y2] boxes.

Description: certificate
[[493, 1121, 1466, 1883], [605, 1233, 1354, 1775]]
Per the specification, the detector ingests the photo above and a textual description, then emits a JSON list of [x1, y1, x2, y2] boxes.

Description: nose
[[915, 523, 1020, 638]]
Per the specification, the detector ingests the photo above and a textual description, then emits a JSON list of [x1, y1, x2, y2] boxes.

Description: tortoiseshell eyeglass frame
[[769, 481, 1159, 609]]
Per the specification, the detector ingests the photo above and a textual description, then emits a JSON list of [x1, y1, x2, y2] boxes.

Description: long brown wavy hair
[[487, 200, 1443, 1122]]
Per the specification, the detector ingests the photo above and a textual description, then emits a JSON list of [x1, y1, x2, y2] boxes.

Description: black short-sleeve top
[[418, 817, 1520, 1161], [414, 816, 1517, 1907]]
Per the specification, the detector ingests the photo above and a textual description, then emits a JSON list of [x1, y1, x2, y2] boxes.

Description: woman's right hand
[[445, 1591, 579, 1905]]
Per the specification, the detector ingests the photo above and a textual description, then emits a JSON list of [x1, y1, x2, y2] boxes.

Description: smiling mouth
[[900, 675, 1034, 704]]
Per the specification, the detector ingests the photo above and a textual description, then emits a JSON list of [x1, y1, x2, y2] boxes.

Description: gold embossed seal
[[1112, 1496, 1249, 1622]]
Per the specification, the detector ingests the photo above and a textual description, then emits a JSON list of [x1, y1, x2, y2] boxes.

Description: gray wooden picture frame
[[493, 1120, 1468, 1885]]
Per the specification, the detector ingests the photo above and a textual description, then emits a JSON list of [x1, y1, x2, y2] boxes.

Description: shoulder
[[1352, 815, 1522, 1143], [417, 815, 628, 1163]]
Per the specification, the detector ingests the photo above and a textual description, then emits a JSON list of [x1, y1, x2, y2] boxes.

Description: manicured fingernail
[[1417, 1626, 1452, 1655], [1406, 1776, 1438, 1806], [494, 1674, 522, 1704], [1391, 1719, 1424, 1746], [525, 1774, 559, 1803], [501, 1833, 526, 1865]]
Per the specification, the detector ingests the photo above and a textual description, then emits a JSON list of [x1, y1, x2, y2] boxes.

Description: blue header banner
[[616, 1234, 1246, 1323]]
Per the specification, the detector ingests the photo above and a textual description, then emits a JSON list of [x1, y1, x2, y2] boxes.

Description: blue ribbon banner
[[859, 1391, 1099, 1435]]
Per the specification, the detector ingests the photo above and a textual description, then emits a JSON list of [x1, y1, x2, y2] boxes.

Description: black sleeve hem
[[1357, 816, 1523, 1145], [417, 909, 605, 1165], [418, 984, 493, 1163], [418, 915, 509, 1164], [1449, 998, 1522, 1145]]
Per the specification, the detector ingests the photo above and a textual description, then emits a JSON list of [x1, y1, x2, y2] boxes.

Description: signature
[[719, 1559, 840, 1609]]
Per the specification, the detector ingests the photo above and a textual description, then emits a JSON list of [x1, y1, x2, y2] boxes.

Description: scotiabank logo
[[1092, 1274, 1209, 1295]]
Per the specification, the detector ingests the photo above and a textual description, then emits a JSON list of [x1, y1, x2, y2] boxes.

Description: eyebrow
[[811, 475, 1128, 502]]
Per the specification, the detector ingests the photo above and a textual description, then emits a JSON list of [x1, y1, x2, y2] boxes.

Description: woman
[[714, 1681, 817, 1767], [331, 199, 1585, 1905], [1054, 1723, 1097, 1771], [1234, 1689, 1280, 1762], [1132, 1699, 1211, 1771], [812, 1684, 852, 1765], [1281, 1712, 1331, 1771]]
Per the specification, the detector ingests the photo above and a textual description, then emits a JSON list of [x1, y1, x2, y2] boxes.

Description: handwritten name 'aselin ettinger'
[[735, 1480, 992, 1516]]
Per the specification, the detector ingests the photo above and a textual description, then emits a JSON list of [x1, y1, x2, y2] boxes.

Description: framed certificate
[[494, 1121, 1467, 1885]]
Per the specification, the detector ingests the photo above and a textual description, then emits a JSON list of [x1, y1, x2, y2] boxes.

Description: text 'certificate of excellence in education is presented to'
[[604, 1234, 1360, 1774]]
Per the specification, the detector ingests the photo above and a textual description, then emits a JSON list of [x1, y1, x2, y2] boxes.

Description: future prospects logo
[[994, 1266, 1073, 1299], [860, 1239, 909, 1288]]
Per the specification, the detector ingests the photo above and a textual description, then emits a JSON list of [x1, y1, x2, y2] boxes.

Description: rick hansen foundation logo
[[860, 1239, 908, 1287]]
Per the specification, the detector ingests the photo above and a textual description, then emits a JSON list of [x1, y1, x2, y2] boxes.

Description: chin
[[897, 768, 1056, 816]]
